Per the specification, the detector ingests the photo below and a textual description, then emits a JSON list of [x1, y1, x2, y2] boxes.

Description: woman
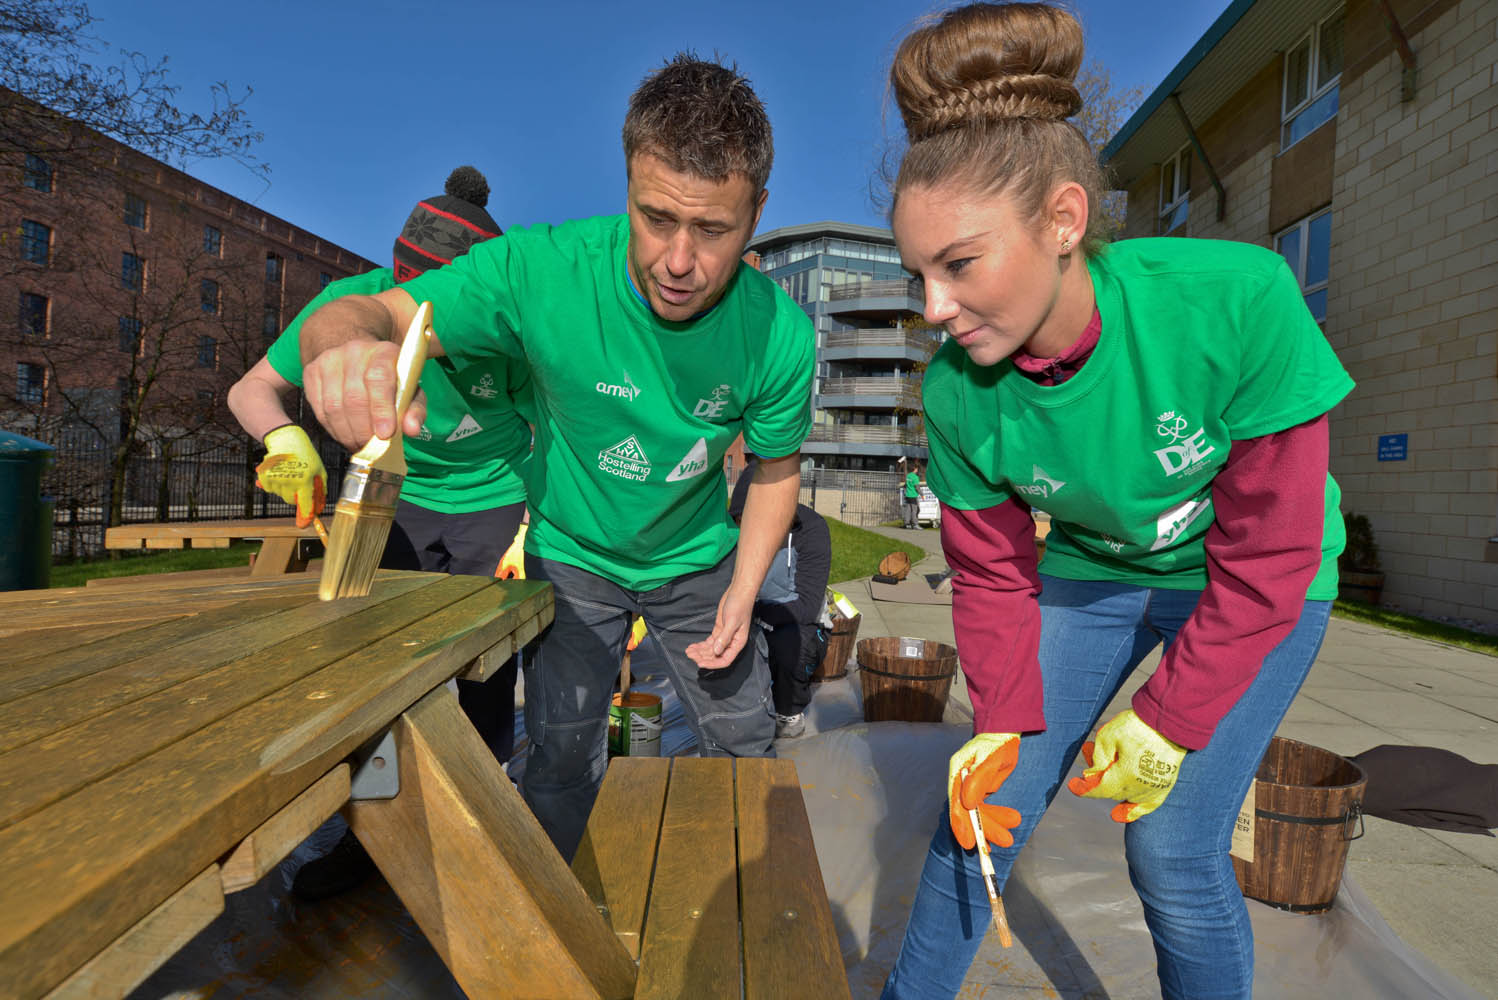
[[878, 4, 1353, 998]]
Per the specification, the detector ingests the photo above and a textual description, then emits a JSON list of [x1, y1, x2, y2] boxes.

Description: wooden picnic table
[[0, 570, 555, 999], [0, 570, 850, 999], [104, 518, 322, 576]]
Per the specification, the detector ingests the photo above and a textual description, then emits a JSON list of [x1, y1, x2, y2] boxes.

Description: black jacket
[[728, 471, 831, 628]]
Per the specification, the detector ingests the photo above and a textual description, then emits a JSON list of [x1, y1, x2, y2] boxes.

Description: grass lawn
[[1332, 600, 1498, 657], [49, 543, 259, 588], [828, 518, 925, 585]]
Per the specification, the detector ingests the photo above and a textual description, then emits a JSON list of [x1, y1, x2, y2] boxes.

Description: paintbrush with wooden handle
[[318, 301, 432, 601], [961, 764, 1014, 948]]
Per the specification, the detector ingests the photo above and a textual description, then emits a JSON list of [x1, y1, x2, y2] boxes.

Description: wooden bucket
[[814, 613, 860, 681], [857, 636, 958, 723], [1232, 736, 1366, 914]]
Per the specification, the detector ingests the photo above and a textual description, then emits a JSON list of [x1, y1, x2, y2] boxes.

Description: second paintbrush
[[318, 301, 433, 601]]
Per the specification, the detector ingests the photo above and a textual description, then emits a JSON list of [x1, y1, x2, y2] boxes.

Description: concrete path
[[831, 524, 1498, 998]]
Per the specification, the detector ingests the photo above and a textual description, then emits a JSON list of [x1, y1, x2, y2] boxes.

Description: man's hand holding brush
[[300, 290, 436, 451]]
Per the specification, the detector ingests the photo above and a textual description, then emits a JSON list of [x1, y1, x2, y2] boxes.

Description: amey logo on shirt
[[596, 369, 641, 401], [1015, 465, 1066, 500], [666, 438, 710, 483], [692, 383, 733, 419], [469, 374, 499, 399], [599, 435, 651, 482], [1153, 410, 1215, 477]]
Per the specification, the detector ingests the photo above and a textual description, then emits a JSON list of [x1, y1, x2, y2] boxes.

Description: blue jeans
[[520, 550, 775, 859], [881, 576, 1332, 1000]]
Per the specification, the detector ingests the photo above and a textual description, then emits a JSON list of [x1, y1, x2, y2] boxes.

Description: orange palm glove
[[255, 424, 326, 528], [947, 733, 1023, 849], [496, 523, 528, 579], [1067, 709, 1188, 823]]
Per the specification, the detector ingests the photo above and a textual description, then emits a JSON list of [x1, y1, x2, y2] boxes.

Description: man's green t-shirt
[[905, 471, 920, 499], [923, 237, 1355, 599], [400, 214, 815, 590], [266, 268, 531, 514]]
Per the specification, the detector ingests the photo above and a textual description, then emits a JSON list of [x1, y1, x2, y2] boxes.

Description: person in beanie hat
[[227, 165, 532, 899], [392, 166, 503, 280]]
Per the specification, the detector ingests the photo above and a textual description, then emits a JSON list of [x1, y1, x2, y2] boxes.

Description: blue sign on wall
[[1378, 433, 1408, 462]]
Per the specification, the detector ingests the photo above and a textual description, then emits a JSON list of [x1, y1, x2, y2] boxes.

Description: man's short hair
[[623, 53, 773, 193]]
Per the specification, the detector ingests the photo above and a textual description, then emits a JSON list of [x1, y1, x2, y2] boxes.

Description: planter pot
[[1337, 570, 1384, 605]]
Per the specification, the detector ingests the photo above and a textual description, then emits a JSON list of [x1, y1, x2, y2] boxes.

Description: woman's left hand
[[1067, 709, 1188, 822]]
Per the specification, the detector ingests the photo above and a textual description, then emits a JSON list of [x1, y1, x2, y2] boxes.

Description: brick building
[[2, 97, 374, 441], [1103, 0, 1497, 625]]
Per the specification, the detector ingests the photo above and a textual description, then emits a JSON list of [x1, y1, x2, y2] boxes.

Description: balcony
[[805, 424, 927, 447], [817, 375, 921, 411], [822, 327, 940, 364], [826, 278, 923, 318]]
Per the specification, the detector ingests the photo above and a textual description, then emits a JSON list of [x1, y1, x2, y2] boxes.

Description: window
[[24, 155, 52, 192], [203, 225, 222, 257], [200, 278, 219, 314], [19, 293, 48, 337], [124, 193, 149, 230], [265, 252, 283, 283], [1159, 145, 1191, 235], [17, 362, 45, 404], [1282, 10, 1344, 150], [1275, 209, 1332, 322], [21, 220, 51, 265], [118, 316, 142, 354], [319, 272, 332, 289], [262, 305, 280, 338], [121, 252, 145, 291], [197, 335, 218, 369]]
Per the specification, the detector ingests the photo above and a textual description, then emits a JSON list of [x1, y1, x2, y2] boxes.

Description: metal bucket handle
[[1343, 800, 1364, 842]]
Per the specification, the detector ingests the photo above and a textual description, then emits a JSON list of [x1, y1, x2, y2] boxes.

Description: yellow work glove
[[1067, 709, 1188, 823], [948, 733, 1023, 850], [496, 523, 528, 579], [255, 424, 326, 528]]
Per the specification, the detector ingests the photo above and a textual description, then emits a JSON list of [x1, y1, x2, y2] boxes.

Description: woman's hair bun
[[891, 2, 1084, 143]]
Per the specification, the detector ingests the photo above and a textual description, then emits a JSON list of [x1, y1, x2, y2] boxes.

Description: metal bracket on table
[[349, 728, 400, 800]]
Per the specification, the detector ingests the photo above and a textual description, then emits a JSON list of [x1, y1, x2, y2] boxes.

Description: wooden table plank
[[0, 618, 161, 661], [635, 757, 741, 1000], [219, 764, 350, 893], [42, 865, 224, 1000], [572, 757, 671, 960], [351, 685, 635, 1000], [0, 575, 443, 756], [104, 518, 317, 546], [0, 575, 492, 823], [737, 758, 851, 1000], [0, 577, 552, 999]]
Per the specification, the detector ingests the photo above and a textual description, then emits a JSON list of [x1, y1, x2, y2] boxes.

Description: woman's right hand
[[948, 733, 1023, 849]]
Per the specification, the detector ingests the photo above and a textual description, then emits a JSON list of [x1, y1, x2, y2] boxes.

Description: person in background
[[227, 166, 532, 899], [903, 457, 922, 529], [731, 456, 832, 739], [877, 5, 1354, 999], [294, 55, 815, 861]]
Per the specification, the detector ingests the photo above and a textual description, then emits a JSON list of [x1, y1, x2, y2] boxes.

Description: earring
[[1060, 237, 1073, 255]]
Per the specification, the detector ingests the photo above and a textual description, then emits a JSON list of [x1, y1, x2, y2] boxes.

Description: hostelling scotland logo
[[599, 435, 651, 481]]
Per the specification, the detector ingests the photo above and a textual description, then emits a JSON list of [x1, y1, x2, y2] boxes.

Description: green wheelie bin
[[0, 430, 56, 591]]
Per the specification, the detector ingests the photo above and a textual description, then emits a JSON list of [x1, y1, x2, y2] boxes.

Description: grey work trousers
[[520, 549, 775, 859]]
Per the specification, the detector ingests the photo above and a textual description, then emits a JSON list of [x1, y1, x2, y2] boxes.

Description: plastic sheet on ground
[[129, 651, 1480, 999]]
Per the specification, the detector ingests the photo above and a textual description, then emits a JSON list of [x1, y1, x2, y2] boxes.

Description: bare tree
[[1075, 60, 1146, 241]]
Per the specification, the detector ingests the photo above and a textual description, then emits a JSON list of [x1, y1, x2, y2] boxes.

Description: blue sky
[[82, 0, 1234, 264]]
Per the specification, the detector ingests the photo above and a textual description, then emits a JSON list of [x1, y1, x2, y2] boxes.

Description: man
[[228, 166, 532, 897], [297, 55, 814, 859]]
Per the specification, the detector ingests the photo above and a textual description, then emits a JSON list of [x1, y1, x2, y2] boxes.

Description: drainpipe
[[1169, 93, 1226, 222], [1378, 0, 1419, 102]]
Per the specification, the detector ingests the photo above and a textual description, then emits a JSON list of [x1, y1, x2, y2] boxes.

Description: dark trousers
[[381, 499, 526, 764], [520, 550, 775, 859], [764, 620, 819, 716]]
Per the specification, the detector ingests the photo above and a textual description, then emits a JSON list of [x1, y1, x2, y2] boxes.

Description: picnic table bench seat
[[104, 518, 322, 576]]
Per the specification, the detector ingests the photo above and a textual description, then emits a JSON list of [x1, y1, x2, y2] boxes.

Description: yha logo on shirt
[[692, 383, 733, 419], [1153, 410, 1215, 477], [1014, 465, 1066, 500], [597, 370, 640, 401], [446, 414, 482, 443], [666, 438, 710, 482]]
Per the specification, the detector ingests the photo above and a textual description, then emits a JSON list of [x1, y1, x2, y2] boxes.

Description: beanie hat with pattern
[[392, 166, 502, 281]]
